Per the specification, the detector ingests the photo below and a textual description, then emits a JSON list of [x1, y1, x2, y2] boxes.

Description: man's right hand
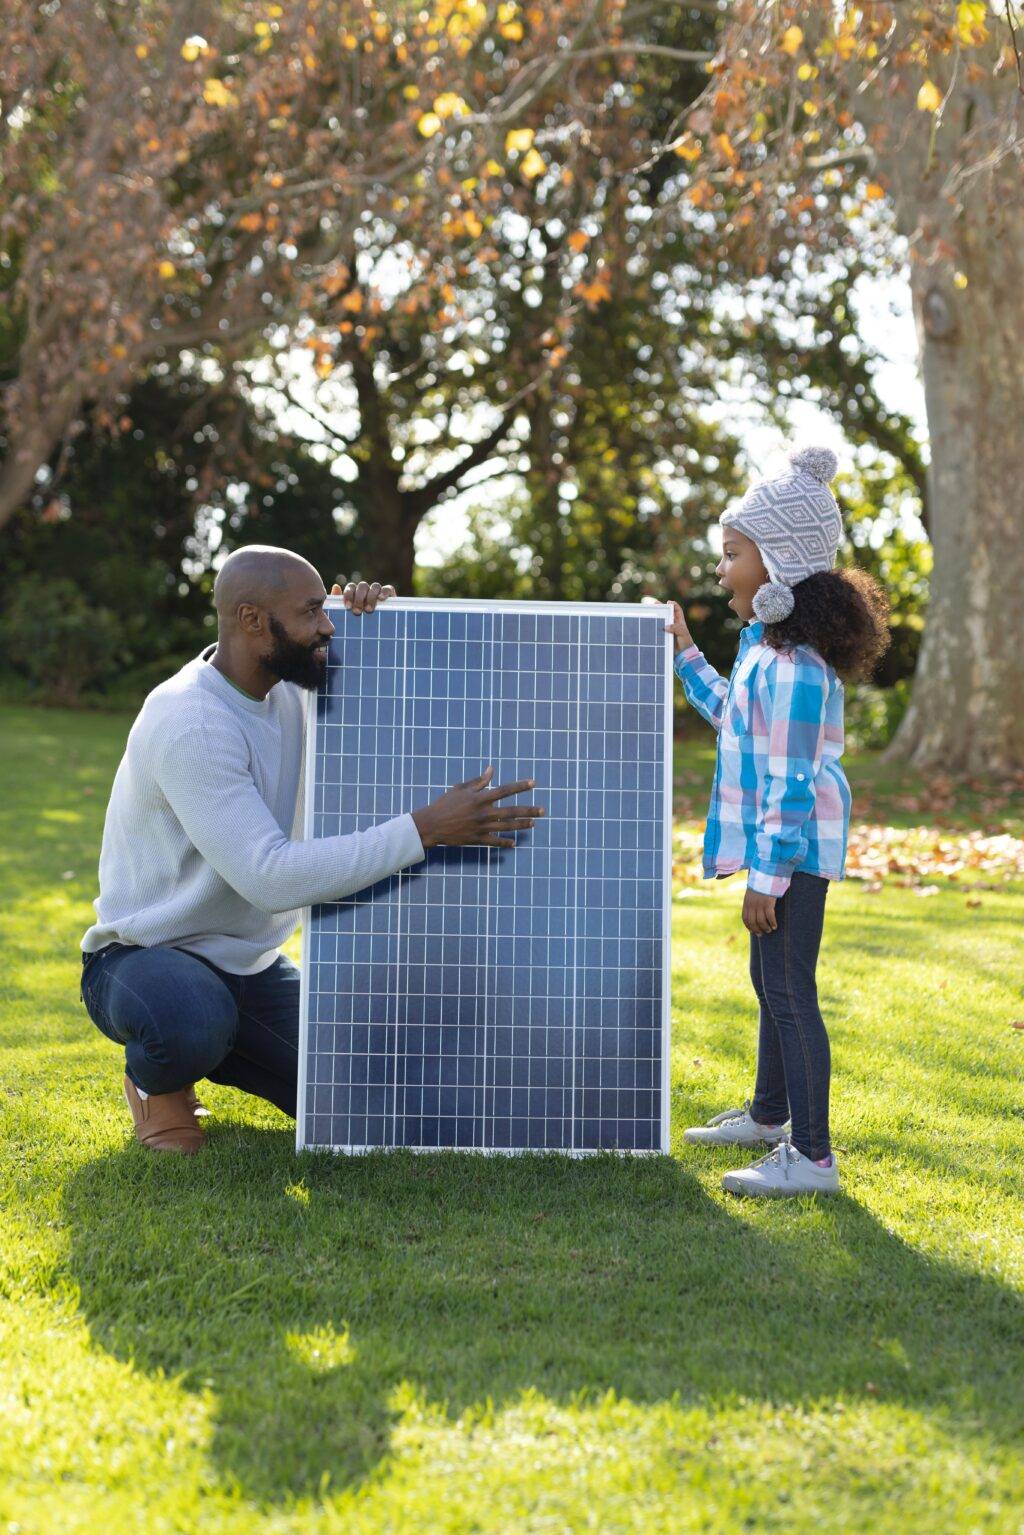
[[411, 767, 545, 850]]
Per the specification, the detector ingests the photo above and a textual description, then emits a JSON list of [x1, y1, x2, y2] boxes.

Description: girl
[[665, 445, 890, 1197]]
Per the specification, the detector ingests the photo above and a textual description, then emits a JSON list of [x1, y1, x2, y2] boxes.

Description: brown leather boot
[[124, 1075, 205, 1154]]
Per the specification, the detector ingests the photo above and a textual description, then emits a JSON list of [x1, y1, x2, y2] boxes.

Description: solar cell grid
[[297, 599, 672, 1154]]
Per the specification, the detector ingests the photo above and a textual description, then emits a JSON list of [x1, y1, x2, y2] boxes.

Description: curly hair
[[762, 568, 892, 681]]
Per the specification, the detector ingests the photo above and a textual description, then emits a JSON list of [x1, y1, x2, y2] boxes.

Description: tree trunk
[[0, 382, 88, 531], [357, 479, 418, 594], [884, 160, 1024, 777]]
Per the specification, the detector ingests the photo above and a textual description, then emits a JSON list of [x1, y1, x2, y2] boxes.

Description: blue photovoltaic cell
[[298, 601, 670, 1154]]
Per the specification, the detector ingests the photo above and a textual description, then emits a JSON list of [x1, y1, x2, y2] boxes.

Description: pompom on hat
[[721, 444, 843, 623]]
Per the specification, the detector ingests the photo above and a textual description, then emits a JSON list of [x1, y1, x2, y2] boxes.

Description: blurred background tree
[[2, 0, 989, 770], [682, 0, 1024, 773]]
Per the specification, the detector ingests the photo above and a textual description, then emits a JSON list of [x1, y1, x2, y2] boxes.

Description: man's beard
[[259, 615, 327, 691]]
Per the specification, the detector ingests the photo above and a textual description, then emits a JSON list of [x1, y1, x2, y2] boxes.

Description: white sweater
[[81, 647, 425, 973]]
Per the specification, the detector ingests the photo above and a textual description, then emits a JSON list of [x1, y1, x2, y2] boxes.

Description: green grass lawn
[[1, 703, 1022, 1534]]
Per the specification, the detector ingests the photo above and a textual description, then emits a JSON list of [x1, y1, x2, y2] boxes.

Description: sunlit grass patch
[[1, 705, 1022, 1534]]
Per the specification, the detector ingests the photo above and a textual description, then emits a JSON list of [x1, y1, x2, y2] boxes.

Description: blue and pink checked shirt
[[674, 620, 851, 897]]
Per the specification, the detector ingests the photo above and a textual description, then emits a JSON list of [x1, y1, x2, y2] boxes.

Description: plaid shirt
[[675, 621, 851, 897]]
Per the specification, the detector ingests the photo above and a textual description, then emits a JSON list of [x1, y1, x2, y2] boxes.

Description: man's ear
[[236, 602, 264, 636]]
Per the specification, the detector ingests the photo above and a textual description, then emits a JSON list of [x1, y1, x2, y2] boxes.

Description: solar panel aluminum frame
[[296, 597, 674, 1156]]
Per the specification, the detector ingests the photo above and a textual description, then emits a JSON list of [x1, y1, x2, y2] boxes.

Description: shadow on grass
[[62, 1126, 1024, 1508]]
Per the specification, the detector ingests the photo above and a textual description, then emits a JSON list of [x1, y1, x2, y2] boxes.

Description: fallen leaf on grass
[[672, 812, 1024, 890], [845, 824, 1024, 888]]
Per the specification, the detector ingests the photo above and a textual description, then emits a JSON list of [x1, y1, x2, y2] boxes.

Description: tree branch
[[404, 410, 519, 519], [804, 146, 877, 172], [278, 378, 358, 452]]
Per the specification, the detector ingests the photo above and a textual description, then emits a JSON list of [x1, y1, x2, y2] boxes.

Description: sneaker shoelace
[[752, 1142, 796, 1179], [708, 1099, 755, 1128]]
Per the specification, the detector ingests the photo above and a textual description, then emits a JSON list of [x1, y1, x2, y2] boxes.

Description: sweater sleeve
[[673, 644, 729, 732], [155, 718, 425, 913]]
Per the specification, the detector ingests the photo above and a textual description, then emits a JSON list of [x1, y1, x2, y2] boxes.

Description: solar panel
[[296, 598, 673, 1155]]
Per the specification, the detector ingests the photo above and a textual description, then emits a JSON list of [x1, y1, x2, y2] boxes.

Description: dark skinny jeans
[[80, 942, 299, 1117], [748, 871, 832, 1161]]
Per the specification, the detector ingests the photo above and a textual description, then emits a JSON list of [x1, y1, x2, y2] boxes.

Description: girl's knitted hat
[[720, 445, 842, 622]]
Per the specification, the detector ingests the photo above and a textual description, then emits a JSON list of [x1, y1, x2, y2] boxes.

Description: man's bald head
[[213, 545, 321, 632], [209, 545, 334, 692]]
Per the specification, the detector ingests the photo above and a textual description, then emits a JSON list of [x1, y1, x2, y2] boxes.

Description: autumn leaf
[[433, 92, 470, 120], [864, 182, 886, 201], [157, 260, 176, 280], [672, 133, 702, 162], [203, 78, 236, 108], [505, 127, 535, 154], [956, 2, 989, 46], [498, 1, 525, 41], [568, 229, 590, 253], [575, 275, 611, 307], [713, 131, 737, 163], [520, 146, 546, 179], [457, 1, 487, 27], [781, 25, 804, 55], [917, 79, 942, 113], [417, 112, 442, 138]]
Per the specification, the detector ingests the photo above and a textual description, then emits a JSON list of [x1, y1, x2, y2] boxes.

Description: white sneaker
[[722, 1142, 840, 1198], [684, 1100, 790, 1148]]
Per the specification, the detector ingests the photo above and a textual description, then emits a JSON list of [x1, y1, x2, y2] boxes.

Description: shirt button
[[796, 772, 806, 781]]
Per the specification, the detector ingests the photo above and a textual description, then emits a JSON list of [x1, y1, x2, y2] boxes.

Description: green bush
[[843, 678, 910, 752], [0, 577, 123, 704]]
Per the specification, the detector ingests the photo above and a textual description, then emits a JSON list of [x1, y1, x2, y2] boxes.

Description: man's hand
[[330, 580, 396, 614], [412, 767, 545, 851], [742, 889, 778, 935], [663, 599, 693, 656]]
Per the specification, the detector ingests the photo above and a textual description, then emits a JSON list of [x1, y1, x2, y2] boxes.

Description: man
[[80, 546, 544, 1153]]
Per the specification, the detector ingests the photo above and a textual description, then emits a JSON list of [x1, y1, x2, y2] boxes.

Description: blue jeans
[[748, 872, 832, 1161], [80, 943, 299, 1117]]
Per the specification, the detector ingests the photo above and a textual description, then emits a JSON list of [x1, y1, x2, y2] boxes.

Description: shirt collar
[[739, 620, 765, 648], [199, 645, 272, 714]]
